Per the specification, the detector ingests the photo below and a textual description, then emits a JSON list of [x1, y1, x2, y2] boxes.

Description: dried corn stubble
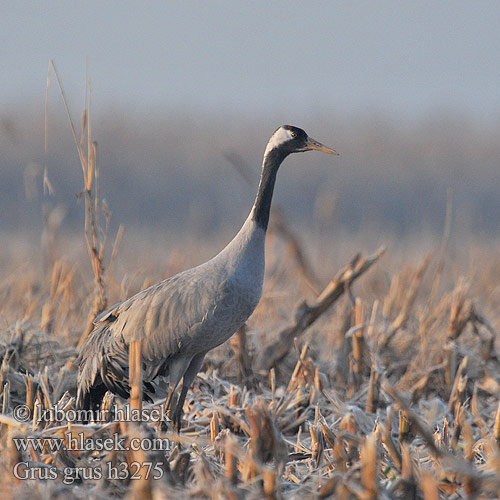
[[3, 180, 500, 499]]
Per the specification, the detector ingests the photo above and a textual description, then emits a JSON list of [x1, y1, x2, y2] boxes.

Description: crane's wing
[[77, 263, 225, 408], [103, 265, 222, 360]]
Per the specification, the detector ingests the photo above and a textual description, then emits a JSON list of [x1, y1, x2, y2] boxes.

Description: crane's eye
[[290, 131, 297, 138]]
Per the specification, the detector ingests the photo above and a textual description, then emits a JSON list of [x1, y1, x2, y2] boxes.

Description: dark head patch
[[283, 125, 307, 139]]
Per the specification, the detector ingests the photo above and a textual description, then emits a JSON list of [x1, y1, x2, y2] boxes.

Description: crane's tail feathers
[[77, 324, 155, 416], [76, 323, 126, 412]]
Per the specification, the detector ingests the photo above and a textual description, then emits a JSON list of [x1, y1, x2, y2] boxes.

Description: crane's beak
[[305, 136, 339, 155]]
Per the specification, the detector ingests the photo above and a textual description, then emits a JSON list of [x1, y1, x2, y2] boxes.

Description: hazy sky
[[1, 1, 500, 119]]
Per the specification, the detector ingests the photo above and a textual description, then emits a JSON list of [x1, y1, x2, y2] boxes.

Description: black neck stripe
[[251, 148, 288, 230]]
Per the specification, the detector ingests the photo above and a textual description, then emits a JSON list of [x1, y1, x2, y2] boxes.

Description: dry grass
[[1, 226, 500, 499], [2, 77, 500, 498]]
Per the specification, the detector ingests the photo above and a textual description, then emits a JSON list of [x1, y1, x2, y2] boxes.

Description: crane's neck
[[215, 147, 288, 281], [251, 148, 288, 230]]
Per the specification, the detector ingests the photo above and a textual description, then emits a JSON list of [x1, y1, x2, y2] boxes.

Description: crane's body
[[76, 125, 337, 428]]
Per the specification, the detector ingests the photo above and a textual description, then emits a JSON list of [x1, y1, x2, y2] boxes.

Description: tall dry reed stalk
[[45, 60, 123, 347]]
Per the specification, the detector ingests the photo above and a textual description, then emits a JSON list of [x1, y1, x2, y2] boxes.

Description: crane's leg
[[172, 352, 206, 432], [162, 356, 191, 428]]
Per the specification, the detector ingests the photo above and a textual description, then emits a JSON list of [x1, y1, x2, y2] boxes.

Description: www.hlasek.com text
[[12, 433, 171, 454]]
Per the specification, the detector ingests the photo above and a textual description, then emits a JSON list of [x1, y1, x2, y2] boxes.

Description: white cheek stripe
[[264, 127, 292, 156]]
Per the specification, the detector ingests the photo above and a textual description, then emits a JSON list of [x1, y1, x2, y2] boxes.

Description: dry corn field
[[2, 89, 500, 499], [2, 220, 500, 500]]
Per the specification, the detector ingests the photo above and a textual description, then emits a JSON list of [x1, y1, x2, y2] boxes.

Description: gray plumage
[[76, 125, 337, 428]]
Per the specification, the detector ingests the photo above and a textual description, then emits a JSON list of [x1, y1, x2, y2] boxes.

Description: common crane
[[76, 125, 338, 429]]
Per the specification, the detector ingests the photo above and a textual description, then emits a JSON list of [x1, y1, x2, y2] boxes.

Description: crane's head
[[264, 125, 338, 158]]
